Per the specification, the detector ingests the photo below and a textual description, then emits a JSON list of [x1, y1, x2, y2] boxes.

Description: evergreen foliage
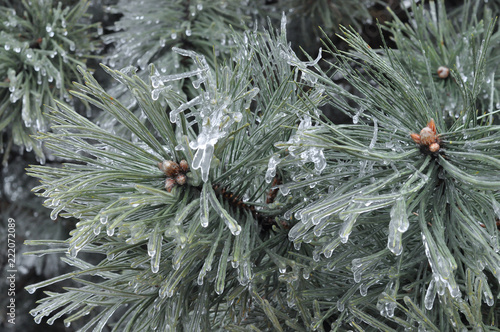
[[17, 0, 500, 331], [96, 0, 268, 140], [103, 0, 254, 72], [100, 0, 265, 117], [383, 0, 500, 121], [26, 19, 326, 330], [280, 7, 500, 330], [277, 0, 373, 35], [0, 0, 100, 163]]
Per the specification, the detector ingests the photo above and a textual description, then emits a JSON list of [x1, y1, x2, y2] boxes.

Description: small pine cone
[[179, 160, 189, 173], [429, 142, 440, 153], [158, 160, 180, 177], [165, 178, 176, 192], [175, 173, 187, 186], [437, 66, 449, 79]]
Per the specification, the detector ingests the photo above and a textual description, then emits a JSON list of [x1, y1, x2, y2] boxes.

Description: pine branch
[[0, 0, 100, 163], [22, 2, 500, 331], [269, 1, 500, 329], [25, 18, 328, 330]]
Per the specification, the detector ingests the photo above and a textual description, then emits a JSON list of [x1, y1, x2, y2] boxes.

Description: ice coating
[[265, 154, 281, 183], [421, 233, 461, 303], [278, 115, 326, 174], [387, 197, 409, 255], [152, 47, 259, 182], [279, 12, 322, 87]]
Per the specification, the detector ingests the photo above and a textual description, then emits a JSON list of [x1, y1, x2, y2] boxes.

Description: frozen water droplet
[[229, 222, 241, 236], [197, 273, 205, 286], [424, 279, 436, 310], [50, 210, 58, 220], [26, 285, 37, 294], [192, 77, 203, 89], [265, 155, 281, 183], [484, 291, 494, 306], [337, 300, 344, 312], [354, 270, 362, 283], [69, 247, 79, 258], [360, 283, 368, 296], [340, 234, 349, 243], [279, 184, 290, 196], [352, 258, 363, 269]]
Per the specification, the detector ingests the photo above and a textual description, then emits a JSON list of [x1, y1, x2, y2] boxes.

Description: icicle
[[147, 225, 161, 257], [387, 227, 403, 256], [215, 238, 231, 295], [238, 260, 252, 286], [377, 281, 398, 318], [369, 118, 378, 149], [288, 219, 314, 242], [424, 278, 437, 310], [191, 142, 214, 183], [483, 285, 494, 306], [208, 186, 241, 235], [387, 197, 409, 255], [265, 155, 281, 183], [278, 115, 326, 174], [421, 233, 461, 299], [200, 183, 210, 227], [174, 199, 200, 225], [310, 147, 326, 173], [151, 252, 161, 273], [339, 212, 359, 243], [170, 95, 201, 123], [242, 87, 260, 110]]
